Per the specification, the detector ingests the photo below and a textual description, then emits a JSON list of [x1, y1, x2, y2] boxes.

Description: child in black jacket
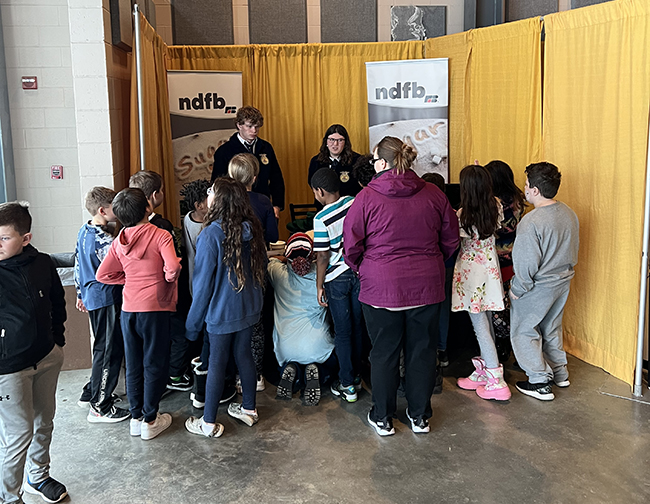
[[0, 202, 68, 504]]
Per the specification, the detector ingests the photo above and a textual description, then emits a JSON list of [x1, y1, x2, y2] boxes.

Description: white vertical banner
[[167, 70, 243, 207], [366, 59, 449, 180]]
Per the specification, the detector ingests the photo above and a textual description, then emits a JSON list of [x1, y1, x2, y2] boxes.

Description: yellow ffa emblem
[[260, 154, 269, 165], [340, 171, 350, 183]]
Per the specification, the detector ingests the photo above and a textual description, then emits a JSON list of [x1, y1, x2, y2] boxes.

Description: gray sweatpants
[[510, 282, 571, 384], [0, 345, 64, 504]]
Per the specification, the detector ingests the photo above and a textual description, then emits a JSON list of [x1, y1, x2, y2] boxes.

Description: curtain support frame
[[133, 4, 146, 171], [634, 110, 650, 397]]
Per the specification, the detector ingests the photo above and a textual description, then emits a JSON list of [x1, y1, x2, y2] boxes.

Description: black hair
[[352, 154, 376, 187], [422, 172, 445, 193], [318, 124, 354, 166], [129, 170, 163, 199], [485, 160, 525, 213], [0, 201, 31, 235], [310, 167, 340, 194], [180, 179, 211, 212], [525, 162, 562, 199], [112, 188, 149, 228], [459, 165, 500, 240]]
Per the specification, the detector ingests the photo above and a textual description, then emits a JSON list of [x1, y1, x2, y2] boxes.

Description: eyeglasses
[[327, 137, 345, 144], [369, 158, 383, 166], [206, 186, 214, 196]]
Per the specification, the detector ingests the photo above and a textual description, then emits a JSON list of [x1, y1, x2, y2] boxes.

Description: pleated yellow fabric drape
[[425, 33, 469, 183], [543, 0, 650, 386], [249, 44, 323, 232], [425, 20, 542, 186], [129, 15, 178, 225]]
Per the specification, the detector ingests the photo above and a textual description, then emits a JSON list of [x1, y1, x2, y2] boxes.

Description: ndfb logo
[[375, 81, 438, 104], [178, 92, 237, 113]]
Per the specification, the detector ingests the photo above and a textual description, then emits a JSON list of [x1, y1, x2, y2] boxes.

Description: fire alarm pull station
[[22, 77, 37, 90], [51, 165, 63, 180]]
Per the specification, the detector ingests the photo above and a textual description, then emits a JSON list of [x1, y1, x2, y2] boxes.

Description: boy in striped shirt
[[311, 168, 363, 402]]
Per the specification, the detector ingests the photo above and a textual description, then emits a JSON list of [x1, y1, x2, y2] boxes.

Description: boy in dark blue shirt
[[74, 187, 130, 423]]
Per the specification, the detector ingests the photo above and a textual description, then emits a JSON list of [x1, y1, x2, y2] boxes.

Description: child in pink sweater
[[96, 188, 181, 440]]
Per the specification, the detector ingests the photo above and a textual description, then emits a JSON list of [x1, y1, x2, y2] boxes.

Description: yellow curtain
[[425, 32, 469, 183], [543, 0, 650, 386], [129, 14, 178, 225], [426, 19, 542, 186]]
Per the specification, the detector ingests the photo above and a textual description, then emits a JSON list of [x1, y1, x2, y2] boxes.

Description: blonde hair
[[228, 153, 259, 187], [375, 136, 417, 175], [84, 187, 117, 216]]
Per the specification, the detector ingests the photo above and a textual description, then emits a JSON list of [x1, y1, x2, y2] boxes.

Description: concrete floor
[[25, 355, 650, 504]]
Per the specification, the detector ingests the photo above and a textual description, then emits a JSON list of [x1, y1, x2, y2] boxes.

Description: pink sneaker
[[476, 365, 511, 401], [457, 357, 487, 390]]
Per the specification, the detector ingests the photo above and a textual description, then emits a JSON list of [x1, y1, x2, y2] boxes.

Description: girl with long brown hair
[[184, 177, 267, 438], [452, 164, 510, 401]]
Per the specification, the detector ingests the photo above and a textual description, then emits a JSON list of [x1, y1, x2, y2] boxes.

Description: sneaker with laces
[[141, 412, 172, 440], [130, 417, 143, 437], [25, 477, 68, 503], [553, 378, 570, 388], [227, 402, 259, 426], [185, 416, 224, 438], [367, 411, 395, 437], [406, 408, 430, 433], [167, 373, 192, 391], [87, 405, 130, 424], [516, 380, 555, 401], [353, 375, 363, 392], [331, 381, 357, 402]]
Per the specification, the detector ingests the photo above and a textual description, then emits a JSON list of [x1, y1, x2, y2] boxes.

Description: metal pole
[[133, 4, 146, 171], [633, 113, 650, 397]]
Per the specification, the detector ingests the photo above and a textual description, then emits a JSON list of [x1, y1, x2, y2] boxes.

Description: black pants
[[121, 311, 171, 422], [169, 312, 189, 377], [362, 303, 440, 421], [85, 304, 123, 413]]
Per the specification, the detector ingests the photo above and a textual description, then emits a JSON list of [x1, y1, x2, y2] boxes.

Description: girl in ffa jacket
[[184, 177, 267, 438]]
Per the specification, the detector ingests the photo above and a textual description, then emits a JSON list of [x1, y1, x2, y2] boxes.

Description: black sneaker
[[406, 408, 430, 433], [438, 349, 449, 368], [87, 405, 131, 424], [367, 411, 395, 437], [25, 477, 68, 503], [167, 373, 192, 391], [515, 380, 555, 401]]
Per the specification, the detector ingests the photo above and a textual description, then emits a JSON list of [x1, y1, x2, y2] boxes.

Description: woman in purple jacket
[[343, 136, 459, 436]]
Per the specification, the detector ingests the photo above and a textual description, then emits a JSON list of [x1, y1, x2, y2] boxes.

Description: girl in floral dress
[[452, 165, 511, 401]]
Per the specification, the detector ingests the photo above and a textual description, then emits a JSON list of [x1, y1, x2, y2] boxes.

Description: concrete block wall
[[1, 0, 83, 253]]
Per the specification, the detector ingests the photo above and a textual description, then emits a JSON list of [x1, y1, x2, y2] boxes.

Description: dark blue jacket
[[248, 191, 279, 244], [74, 223, 122, 311], [185, 220, 264, 339]]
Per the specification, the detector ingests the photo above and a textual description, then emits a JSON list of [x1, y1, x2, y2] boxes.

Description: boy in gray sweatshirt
[[510, 162, 579, 401]]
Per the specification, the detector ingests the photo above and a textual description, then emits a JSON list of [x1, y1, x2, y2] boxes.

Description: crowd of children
[[0, 127, 579, 501]]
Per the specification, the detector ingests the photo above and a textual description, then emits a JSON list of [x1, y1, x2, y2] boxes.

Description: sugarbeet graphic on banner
[[167, 70, 243, 206], [366, 59, 449, 180]]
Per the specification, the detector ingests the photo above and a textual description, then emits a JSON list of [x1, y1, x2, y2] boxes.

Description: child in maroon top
[[96, 188, 181, 440]]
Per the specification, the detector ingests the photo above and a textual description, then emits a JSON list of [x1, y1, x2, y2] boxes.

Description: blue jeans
[[324, 269, 363, 387], [203, 327, 256, 424]]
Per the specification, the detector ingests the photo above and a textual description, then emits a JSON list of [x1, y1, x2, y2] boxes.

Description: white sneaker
[[256, 375, 266, 392], [227, 402, 258, 427], [141, 413, 172, 440], [553, 379, 570, 388], [130, 417, 143, 437], [185, 416, 224, 438], [235, 375, 242, 395]]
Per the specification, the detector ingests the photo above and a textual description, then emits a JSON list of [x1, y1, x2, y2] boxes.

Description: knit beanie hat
[[285, 232, 313, 276]]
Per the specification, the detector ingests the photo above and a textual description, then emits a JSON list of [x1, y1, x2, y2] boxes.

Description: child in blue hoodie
[[184, 178, 267, 438]]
